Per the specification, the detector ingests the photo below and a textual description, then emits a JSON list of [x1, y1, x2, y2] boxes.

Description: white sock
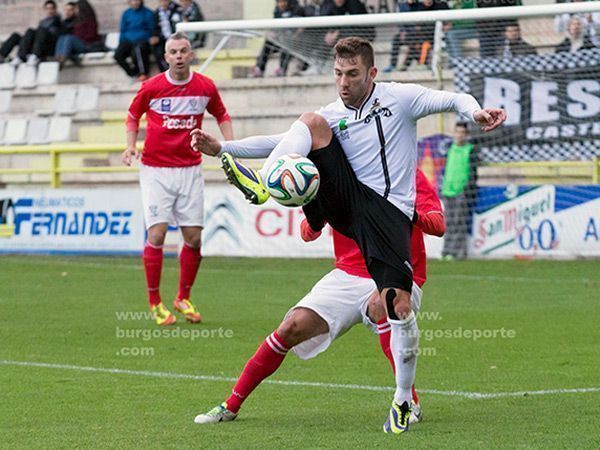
[[259, 120, 312, 180], [389, 311, 419, 406]]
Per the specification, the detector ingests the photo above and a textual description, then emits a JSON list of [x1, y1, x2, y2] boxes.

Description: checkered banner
[[452, 49, 600, 163]]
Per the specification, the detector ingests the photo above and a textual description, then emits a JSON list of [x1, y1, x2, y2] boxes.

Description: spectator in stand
[[386, 0, 448, 72], [114, 0, 155, 81], [384, 0, 422, 73], [555, 0, 600, 47], [0, 0, 61, 66], [496, 23, 536, 58], [476, 0, 521, 58], [249, 0, 304, 78], [294, 0, 328, 75], [151, 0, 183, 72], [180, 0, 206, 48], [444, 0, 477, 61], [54, 0, 101, 68], [321, 0, 374, 48], [556, 15, 595, 53]]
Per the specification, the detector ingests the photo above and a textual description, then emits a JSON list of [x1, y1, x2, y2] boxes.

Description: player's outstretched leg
[[194, 330, 290, 424], [220, 153, 270, 205], [194, 308, 326, 424]]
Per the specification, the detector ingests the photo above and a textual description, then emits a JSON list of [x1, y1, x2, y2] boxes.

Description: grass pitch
[[1, 255, 599, 449]]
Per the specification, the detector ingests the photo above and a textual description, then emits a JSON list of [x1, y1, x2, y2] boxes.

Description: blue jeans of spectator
[[445, 27, 477, 60], [55, 34, 87, 62]]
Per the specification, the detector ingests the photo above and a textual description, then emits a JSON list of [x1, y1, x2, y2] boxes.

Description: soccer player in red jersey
[[122, 32, 233, 326], [194, 168, 445, 425]]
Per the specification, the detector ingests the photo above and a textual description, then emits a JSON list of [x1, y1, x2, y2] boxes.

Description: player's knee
[[277, 308, 327, 347], [185, 235, 201, 249], [367, 291, 386, 323], [277, 314, 307, 347], [393, 290, 412, 319], [384, 288, 412, 321], [299, 112, 332, 150], [147, 227, 167, 247]]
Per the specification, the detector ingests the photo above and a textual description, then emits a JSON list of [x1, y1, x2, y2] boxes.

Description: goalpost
[[178, 2, 600, 259]]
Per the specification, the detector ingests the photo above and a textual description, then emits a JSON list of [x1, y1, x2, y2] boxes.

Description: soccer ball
[[266, 154, 320, 207]]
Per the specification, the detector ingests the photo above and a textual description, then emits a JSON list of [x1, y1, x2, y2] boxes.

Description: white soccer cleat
[[194, 402, 237, 424], [409, 399, 422, 424]]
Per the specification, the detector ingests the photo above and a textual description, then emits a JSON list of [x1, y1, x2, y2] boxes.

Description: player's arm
[[206, 80, 234, 141], [414, 169, 445, 237], [218, 120, 234, 141], [190, 129, 285, 158], [405, 84, 506, 132], [122, 84, 149, 166]]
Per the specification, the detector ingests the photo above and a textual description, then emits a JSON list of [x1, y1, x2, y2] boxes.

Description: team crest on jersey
[[160, 98, 172, 112], [188, 98, 199, 112], [337, 118, 350, 141], [363, 98, 392, 123]]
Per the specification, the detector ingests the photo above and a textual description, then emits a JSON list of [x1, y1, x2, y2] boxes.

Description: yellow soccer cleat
[[220, 153, 270, 205], [151, 303, 176, 326], [383, 400, 411, 434], [174, 298, 202, 323]]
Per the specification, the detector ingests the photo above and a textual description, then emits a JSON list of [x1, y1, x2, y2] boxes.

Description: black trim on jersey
[[375, 115, 391, 199], [357, 83, 376, 120]]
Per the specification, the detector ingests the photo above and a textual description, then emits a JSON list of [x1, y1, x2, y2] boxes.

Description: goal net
[[179, 2, 600, 259]]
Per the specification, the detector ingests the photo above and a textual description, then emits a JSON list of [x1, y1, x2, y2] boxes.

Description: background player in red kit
[[122, 32, 233, 326], [194, 168, 445, 425]]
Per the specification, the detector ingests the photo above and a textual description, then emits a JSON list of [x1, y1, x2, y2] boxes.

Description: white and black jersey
[[316, 82, 480, 219]]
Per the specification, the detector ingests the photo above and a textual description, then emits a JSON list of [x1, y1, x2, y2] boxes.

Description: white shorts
[[139, 163, 204, 229], [288, 269, 423, 360]]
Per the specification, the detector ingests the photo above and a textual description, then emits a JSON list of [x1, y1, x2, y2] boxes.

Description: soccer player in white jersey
[[197, 37, 505, 433]]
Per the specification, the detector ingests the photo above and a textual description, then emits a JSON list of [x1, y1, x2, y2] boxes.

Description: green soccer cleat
[[220, 153, 270, 205], [194, 402, 237, 424], [383, 400, 411, 434]]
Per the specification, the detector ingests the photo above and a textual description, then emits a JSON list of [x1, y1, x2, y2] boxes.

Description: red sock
[[226, 331, 289, 413], [412, 384, 419, 405], [377, 318, 395, 375], [378, 319, 420, 405], [177, 242, 202, 300], [143, 241, 163, 307]]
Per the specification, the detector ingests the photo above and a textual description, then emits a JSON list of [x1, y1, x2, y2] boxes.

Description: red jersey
[[333, 169, 444, 287], [127, 71, 231, 168]]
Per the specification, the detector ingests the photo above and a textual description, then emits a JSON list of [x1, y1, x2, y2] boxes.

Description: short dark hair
[[167, 31, 192, 46], [334, 37, 374, 68], [66, 1, 77, 7], [456, 122, 469, 132], [44, 0, 57, 7]]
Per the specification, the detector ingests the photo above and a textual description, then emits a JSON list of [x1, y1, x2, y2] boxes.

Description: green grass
[[1, 256, 599, 449]]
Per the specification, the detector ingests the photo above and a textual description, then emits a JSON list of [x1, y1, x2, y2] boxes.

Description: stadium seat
[[26, 117, 50, 145], [0, 90, 11, 113], [3, 118, 28, 144], [47, 116, 72, 142], [76, 85, 100, 112], [37, 61, 60, 85], [15, 64, 37, 89], [0, 63, 16, 89], [53, 87, 78, 115], [104, 32, 120, 51]]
